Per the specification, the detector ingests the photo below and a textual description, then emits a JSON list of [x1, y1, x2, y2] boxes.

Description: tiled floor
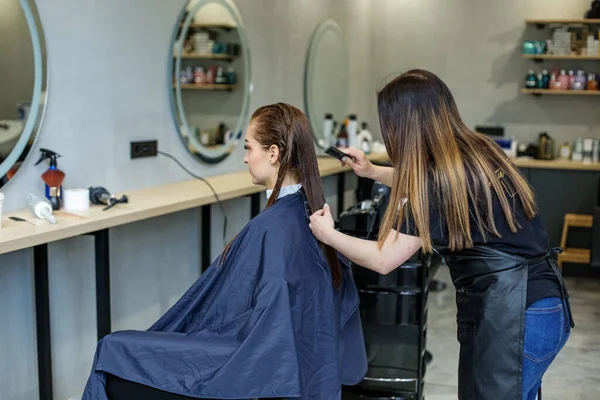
[[425, 266, 600, 400]]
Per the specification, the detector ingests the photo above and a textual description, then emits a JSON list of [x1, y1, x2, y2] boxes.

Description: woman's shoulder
[[247, 193, 307, 232]]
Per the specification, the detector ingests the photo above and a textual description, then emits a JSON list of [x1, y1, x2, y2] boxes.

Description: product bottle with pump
[[323, 113, 334, 146], [572, 69, 588, 90], [541, 69, 550, 89], [337, 121, 348, 149], [357, 122, 373, 154], [35, 148, 65, 211], [347, 114, 358, 148]]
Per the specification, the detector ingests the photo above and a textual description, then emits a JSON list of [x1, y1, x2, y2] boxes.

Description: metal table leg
[[33, 244, 53, 400], [337, 172, 346, 217], [201, 204, 211, 272], [250, 193, 261, 219], [93, 229, 111, 340]]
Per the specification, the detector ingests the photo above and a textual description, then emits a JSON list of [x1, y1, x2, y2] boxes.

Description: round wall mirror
[[169, 0, 251, 164], [0, 0, 47, 188], [304, 18, 349, 149]]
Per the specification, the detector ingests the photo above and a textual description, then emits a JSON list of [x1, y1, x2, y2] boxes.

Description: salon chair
[[354, 175, 447, 293], [339, 182, 442, 400], [106, 373, 282, 400]]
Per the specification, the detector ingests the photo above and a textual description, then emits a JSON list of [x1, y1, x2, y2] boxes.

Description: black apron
[[437, 245, 574, 400]]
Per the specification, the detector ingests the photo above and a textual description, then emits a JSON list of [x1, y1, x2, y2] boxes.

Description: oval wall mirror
[[0, 0, 47, 188], [169, 0, 251, 164], [304, 18, 349, 149]]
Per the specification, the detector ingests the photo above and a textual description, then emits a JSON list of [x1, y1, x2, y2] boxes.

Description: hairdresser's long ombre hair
[[377, 69, 537, 253], [223, 103, 342, 287]]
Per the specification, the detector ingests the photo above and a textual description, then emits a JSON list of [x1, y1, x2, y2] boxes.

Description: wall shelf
[[523, 54, 600, 60], [521, 88, 600, 96], [526, 19, 600, 27], [180, 23, 237, 31], [175, 84, 236, 91], [176, 53, 234, 61]]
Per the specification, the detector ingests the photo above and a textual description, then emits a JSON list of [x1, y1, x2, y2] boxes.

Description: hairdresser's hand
[[340, 147, 375, 179], [309, 204, 336, 246]]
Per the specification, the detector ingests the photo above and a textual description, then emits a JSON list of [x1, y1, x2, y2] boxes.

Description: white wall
[[368, 0, 598, 146]]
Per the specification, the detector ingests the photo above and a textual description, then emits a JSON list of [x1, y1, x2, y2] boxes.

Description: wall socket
[[130, 140, 158, 159]]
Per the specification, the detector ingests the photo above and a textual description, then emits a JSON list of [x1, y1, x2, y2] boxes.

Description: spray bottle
[[35, 148, 65, 210]]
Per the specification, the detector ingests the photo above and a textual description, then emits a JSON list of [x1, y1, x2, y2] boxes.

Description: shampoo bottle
[[357, 122, 373, 154], [525, 69, 538, 88], [347, 114, 358, 148], [35, 148, 65, 211], [323, 113, 334, 146], [572, 69, 588, 90], [541, 69, 550, 89]]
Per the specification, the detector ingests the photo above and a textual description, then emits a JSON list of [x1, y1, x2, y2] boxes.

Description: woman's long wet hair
[[222, 103, 341, 287], [377, 69, 537, 252]]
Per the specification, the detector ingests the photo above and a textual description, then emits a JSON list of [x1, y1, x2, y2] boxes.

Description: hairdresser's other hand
[[340, 147, 374, 179], [309, 204, 335, 246]]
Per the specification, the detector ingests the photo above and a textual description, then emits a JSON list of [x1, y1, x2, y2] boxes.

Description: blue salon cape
[[82, 190, 367, 399]]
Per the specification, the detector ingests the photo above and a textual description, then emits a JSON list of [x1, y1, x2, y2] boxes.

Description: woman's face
[[244, 121, 278, 188]]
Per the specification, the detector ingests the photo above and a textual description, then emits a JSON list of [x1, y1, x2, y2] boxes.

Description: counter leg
[[201, 204, 211, 272], [33, 244, 53, 400], [93, 229, 111, 340]]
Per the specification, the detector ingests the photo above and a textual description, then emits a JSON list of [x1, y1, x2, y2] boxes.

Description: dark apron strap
[[538, 247, 575, 330]]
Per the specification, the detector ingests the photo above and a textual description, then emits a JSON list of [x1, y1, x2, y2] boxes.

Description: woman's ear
[[269, 145, 280, 165]]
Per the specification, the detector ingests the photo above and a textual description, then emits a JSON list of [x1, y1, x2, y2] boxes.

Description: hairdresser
[[309, 69, 574, 400]]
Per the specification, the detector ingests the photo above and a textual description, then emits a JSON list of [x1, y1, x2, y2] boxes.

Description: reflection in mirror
[[304, 18, 349, 149], [0, 0, 47, 188], [169, 0, 251, 164]]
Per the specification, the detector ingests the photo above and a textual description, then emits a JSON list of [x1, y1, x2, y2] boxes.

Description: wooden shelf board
[[177, 53, 234, 60], [522, 54, 600, 60], [526, 19, 600, 25], [181, 23, 237, 30], [521, 88, 600, 95], [175, 84, 236, 90], [512, 158, 600, 171]]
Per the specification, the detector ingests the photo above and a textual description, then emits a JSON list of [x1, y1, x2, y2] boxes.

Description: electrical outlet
[[130, 140, 158, 159]]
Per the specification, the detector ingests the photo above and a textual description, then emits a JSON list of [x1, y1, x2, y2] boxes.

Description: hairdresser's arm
[[341, 147, 394, 187], [309, 205, 422, 275]]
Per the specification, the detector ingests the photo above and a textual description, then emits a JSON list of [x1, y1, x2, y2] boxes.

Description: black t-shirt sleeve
[[394, 198, 446, 242]]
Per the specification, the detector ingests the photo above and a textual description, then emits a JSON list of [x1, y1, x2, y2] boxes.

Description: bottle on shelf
[[347, 114, 358, 148], [226, 67, 237, 85], [336, 121, 348, 149], [541, 69, 550, 89], [323, 113, 334, 147], [572, 69, 588, 90], [525, 69, 538, 88], [588, 73, 598, 90], [556, 69, 570, 90]]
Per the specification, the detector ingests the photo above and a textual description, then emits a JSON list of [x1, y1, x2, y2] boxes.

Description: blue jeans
[[522, 296, 571, 400]]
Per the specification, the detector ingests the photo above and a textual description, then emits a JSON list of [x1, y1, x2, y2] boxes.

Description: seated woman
[[82, 103, 367, 400]]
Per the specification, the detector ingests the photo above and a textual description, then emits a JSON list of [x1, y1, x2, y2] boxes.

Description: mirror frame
[[303, 18, 348, 149], [0, 0, 47, 188], [168, 0, 252, 164]]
